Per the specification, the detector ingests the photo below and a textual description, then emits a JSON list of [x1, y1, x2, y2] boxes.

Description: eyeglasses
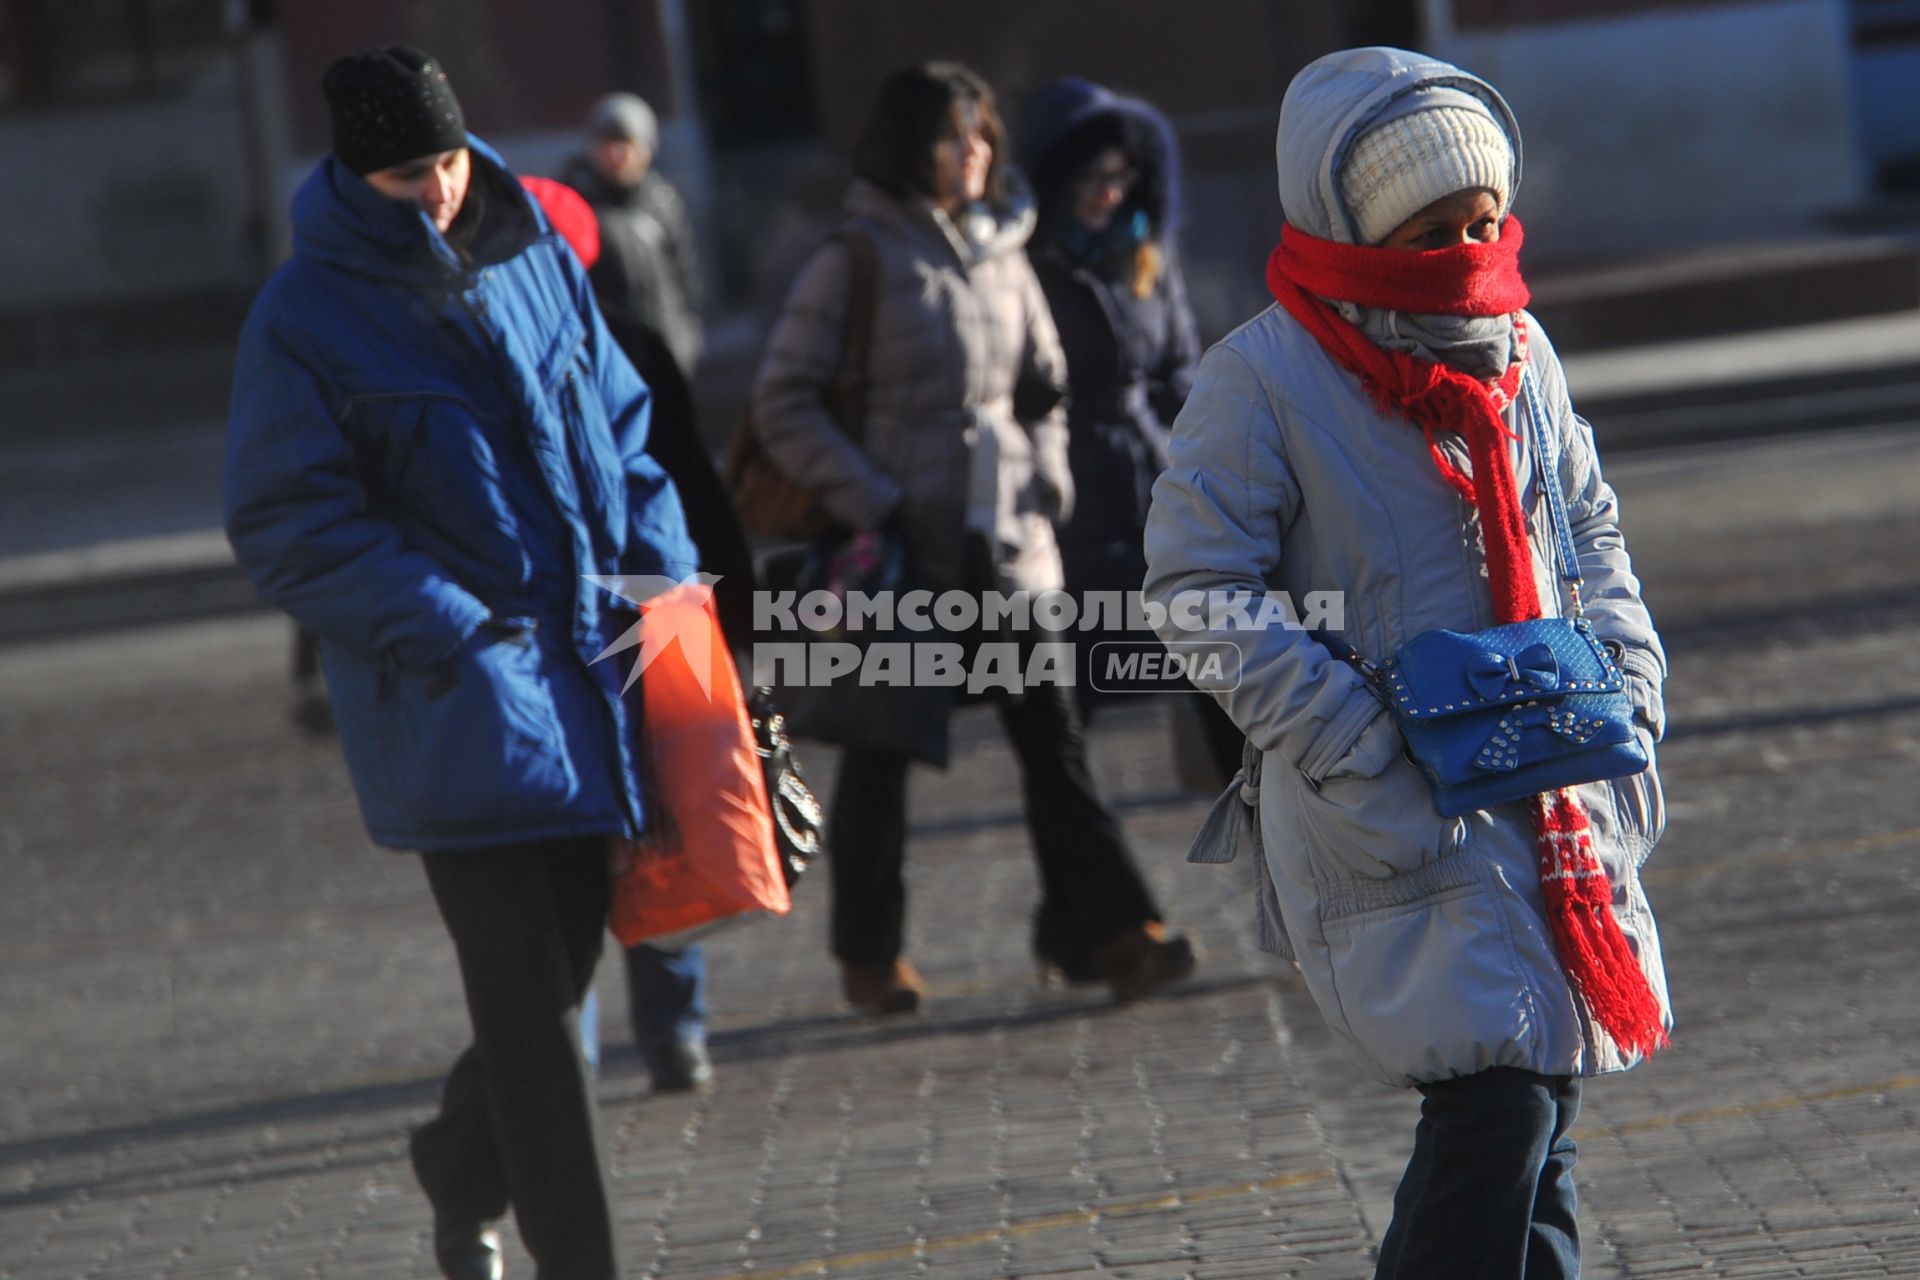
[[1076, 165, 1138, 194], [936, 127, 987, 153]]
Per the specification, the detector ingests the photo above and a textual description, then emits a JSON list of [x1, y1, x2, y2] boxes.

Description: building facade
[[2, 0, 1915, 432]]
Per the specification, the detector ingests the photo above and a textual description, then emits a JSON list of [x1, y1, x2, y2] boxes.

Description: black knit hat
[[322, 46, 467, 176]]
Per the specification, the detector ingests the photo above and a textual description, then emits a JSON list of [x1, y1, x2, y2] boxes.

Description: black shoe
[[1090, 924, 1198, 1004], [289, 686, 334, 736], [432, 1217, 503, 1280], [639, 1031, 713, 1094], [1033, 940, 1101, 989]]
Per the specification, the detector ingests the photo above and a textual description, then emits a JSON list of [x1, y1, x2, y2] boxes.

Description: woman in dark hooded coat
[[1017, 79, 1241, 782]]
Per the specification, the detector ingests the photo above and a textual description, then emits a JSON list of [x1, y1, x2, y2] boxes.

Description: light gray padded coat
[[752, 179, 1072, 595], [1142, 48, 1671, 1088]]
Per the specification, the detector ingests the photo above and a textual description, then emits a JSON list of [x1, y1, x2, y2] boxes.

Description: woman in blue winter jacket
[[224, 48, 696, 1280], [1015, 78, 1243, 787]]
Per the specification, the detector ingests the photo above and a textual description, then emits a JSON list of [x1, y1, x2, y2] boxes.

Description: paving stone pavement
[[3, 426, 1920, 1278]]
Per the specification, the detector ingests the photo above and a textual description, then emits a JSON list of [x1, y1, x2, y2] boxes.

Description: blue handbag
[[1350, 368, 1647, 817]]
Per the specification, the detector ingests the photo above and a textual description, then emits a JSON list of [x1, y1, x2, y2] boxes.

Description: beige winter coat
[[751, 179, 1072, 592]]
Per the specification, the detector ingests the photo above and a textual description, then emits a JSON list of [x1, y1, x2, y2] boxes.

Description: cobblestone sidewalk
[[4, 428, 1920, 1277]]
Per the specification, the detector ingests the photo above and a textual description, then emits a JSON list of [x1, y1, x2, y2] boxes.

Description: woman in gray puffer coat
[[753, 62, 1195, 1015], [1144, 48, 1670, 1278]]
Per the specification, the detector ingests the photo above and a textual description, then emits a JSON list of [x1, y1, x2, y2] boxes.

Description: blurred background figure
[[751, 61, 1197, 1016], [289, 625, 332, 733], [1015, 76, 1244, 789], [561, 92, 707, 381], [523, 173, 755, 1097]]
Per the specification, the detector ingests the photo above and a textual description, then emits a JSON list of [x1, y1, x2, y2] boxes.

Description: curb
[[6, 320, 1919, 644], [1529, 233, 1920, 351], [1578, 361, 1920, 453], [0, 532, 262, 646]]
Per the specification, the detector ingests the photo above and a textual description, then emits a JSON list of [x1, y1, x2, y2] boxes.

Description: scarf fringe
[[1267, 223, 1670, 1063], [1536, 792, 1670, 1057]]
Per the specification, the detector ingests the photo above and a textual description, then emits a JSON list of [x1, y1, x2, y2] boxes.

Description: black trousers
[[827, 665, 1162, 971], [411, 838, 623, 1280]]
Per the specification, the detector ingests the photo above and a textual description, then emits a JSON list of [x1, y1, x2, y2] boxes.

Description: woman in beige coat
[[753, 62, 1195, 1014]]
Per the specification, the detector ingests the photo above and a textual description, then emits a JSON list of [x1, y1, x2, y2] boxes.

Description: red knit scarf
[[1268, 217, 1667, 1058]]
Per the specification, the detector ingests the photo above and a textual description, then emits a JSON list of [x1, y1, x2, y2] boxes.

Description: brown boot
[[841, 958, 926, 1016], [1090, 922, 1196, 1003]]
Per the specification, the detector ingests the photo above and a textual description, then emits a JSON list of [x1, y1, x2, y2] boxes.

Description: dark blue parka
[[225, 138, 697, 852], [1015, 81, 1201, 593]]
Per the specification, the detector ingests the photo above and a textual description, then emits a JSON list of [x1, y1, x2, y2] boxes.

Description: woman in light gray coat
[[1143, 48, 1670, 1278], [754, 63, 1195, 1015]]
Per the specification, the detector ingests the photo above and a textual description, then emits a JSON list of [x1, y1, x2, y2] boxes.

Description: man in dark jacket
[[561, 92, 706, 379], [224, 47, 697, 1280]]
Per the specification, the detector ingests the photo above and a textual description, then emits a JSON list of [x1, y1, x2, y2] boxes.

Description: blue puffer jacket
[[1016, 79, 1201, 579], [225, 137, 697, 852]]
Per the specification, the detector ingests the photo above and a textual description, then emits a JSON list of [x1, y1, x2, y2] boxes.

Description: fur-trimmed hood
[[1015, 78, 1181, 243]]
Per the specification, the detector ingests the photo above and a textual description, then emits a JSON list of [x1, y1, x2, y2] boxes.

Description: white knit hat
[[1339, 103, 1513, 246]]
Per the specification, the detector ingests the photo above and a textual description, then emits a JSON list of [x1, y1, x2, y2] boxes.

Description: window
[[1853, 0, 1920, 43], [1, 0, 232, 107]]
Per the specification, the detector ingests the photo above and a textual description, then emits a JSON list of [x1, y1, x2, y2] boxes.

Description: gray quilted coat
[[1142, 48, 1672, 1088], [752, 179, 1071, 594]]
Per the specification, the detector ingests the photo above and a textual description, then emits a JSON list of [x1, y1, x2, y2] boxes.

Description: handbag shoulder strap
[[1521, 364, 1583, 595], [827, 229, 881, 442], [1317, 364, 1580, 674]]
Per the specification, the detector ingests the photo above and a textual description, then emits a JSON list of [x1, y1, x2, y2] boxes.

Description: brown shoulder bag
[[723, 230, 881, 541]]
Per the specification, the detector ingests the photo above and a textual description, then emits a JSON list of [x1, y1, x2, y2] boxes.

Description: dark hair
[[1030, 110, 1170, 297], [1032, 114, 1149, 230], [851, 61, 1006, 206]]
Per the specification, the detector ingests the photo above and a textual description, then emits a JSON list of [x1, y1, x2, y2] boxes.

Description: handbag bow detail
[[1467, 643, 1560, 700], [1473, 700, 1610, 771]]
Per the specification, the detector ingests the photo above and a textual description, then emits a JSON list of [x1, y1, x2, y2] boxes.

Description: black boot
[[431, 1218, 503, 1280]]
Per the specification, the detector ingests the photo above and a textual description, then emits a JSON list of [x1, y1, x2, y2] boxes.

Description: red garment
[[520, 175, 602, 270], [1268, 218, 1530, 317], [1266, 224, 1536, 622], [1265, 218, 1667, 1058]]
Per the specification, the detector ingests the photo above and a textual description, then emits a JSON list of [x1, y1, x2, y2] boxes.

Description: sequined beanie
[[322, 46, 468, 176]]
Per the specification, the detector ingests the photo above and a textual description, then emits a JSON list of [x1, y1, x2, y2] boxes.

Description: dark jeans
[[411, 838, 623, 1280], [1375, 1067, 1582, 1280], [827, 668, 1161, 971], [623, 942, 707, 1045]]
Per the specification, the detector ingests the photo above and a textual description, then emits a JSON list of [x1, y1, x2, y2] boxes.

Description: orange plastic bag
[[609, 584, 790, 946]]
